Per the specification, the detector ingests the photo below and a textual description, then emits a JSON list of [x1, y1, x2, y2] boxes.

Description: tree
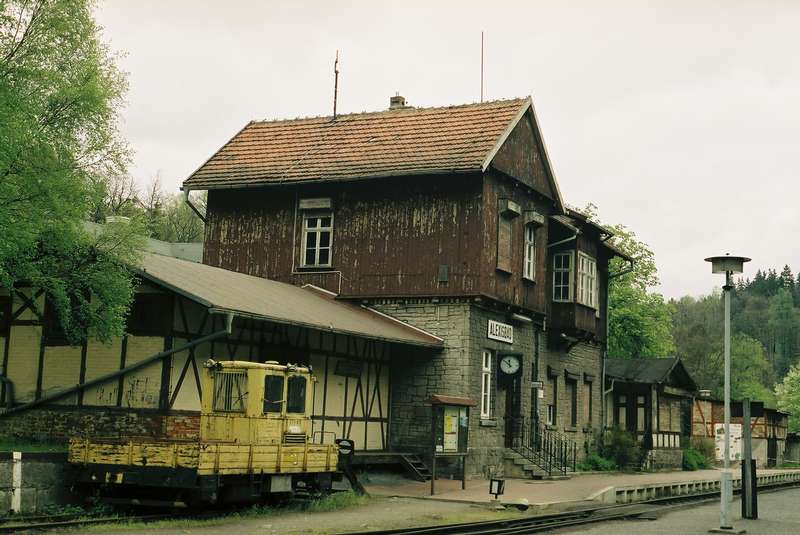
[[580, 204, 675, 358], [767, 289, 800, 378], [0, 0, 141, 342], [776, 364, 800, 433]]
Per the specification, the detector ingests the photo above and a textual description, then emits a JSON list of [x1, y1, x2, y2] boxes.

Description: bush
[[601, 427, 642, 470], [690, 437, 716, 464], [682, 447, 710, 471], [577, 453, 616, 471]]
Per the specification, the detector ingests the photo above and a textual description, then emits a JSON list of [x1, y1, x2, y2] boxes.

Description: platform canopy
[[135, 252, 443, 348]]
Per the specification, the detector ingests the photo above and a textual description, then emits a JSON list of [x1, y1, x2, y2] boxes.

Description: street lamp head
[[704, 253, 751, 275]]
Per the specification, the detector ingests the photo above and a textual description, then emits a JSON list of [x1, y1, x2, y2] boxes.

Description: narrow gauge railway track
[[3, 480, 798, 534], [344, 480, 800, 535], [0, 510, 227, 533], [0, 513, 179, 533]]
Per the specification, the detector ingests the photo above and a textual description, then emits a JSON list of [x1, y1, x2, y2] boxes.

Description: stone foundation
[[0, 452, 75, 514], [644, 448, 684, 470]]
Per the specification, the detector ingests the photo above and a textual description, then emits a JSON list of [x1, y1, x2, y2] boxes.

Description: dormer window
[[552, 252, 573, 302]]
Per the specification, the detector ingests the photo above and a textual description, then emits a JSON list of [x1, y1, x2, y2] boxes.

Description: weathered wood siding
[[480, 171, 550, 314], [491, 110, 554, 199], [204, 174, 486, 299]]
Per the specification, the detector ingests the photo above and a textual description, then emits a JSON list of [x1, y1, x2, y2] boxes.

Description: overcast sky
[[94, 1, 799, 299]]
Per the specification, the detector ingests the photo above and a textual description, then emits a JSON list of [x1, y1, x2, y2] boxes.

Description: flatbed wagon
[[69, 359, 340, 505]]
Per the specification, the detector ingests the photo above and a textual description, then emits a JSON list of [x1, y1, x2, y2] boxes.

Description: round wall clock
[[499, 354, 521, 375]]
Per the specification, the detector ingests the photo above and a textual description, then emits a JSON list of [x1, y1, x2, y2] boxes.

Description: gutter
[[183, 188, 206, 223], [601, 257, 635, 430], [547, 230, 579, 249], [0, 313, 233, 418]]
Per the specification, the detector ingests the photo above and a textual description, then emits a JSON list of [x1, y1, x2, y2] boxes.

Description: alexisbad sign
[[487, 320, 513, 344]]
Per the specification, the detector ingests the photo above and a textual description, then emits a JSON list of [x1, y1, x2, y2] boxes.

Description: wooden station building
[[1, 96, 633, 479], [604, 358, 697, 468]]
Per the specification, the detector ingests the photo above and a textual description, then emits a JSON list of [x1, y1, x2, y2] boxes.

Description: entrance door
[[504, 373, 522, 448], [768, 438, 778, 467]]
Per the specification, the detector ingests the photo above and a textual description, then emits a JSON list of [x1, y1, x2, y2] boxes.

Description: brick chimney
[[389, 94, 407, 110]]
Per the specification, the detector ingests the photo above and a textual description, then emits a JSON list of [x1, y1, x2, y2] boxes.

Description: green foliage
[[0, 0, 142, 341], [600, 427, 641, 470], [0, 438, 67, 452], [776, 364, 800, 433], [689, 437, 716, 464], [580, 204, 674, 358], [608, 284, 675, 358], [577, 452, 616, 471], [90, 174, 205, 243], [682, 447, 710, 471], [673, 277, 800, 408], [305, 491, 371, 512]]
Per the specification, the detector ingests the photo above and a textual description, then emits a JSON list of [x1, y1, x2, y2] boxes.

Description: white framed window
[[301, 212, 333, 267], [523, 224, 536, 281], [480, 350, 492, 419], [552, 252, 573, 302], [577, 253, 597, 308], [546, 404, 554, 426]]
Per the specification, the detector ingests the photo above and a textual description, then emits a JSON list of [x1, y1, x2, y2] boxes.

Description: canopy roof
[[136, 253, 443, 348], [605, 357, 697, 391]]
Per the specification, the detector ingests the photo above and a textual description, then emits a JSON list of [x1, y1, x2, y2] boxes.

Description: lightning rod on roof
[[480, 31, 484, 102], [333, 50, 340, 120]]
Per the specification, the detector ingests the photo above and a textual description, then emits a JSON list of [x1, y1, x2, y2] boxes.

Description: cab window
[[213, 371, 248, 412], [263, 375, 284, 414], [286, 376, 306, 413]]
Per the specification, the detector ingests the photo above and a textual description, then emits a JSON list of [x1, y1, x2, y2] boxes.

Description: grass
[[87, 491, 373, 532], [0, 438, 68, 453]]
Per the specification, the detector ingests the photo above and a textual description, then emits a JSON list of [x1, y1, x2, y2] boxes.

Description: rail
[[510, 417, 576, 476]]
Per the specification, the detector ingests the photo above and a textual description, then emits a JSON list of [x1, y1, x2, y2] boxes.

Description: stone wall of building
[[375, 298, 536, 478], [535, 334, 603, 461]]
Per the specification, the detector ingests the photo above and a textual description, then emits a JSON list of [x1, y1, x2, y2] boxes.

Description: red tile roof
[[183, 98, 530, 189]]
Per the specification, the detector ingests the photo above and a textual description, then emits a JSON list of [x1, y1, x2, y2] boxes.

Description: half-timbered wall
[[692, 398, 788, 467], [0, 287, 398, 451], [1, 288, 167, 409]]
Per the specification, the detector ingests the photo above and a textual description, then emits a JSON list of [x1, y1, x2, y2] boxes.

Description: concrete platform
[[363, 469, 800, 510]]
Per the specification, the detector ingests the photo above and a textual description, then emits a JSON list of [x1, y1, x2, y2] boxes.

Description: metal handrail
[[510, 417, 577, 476]]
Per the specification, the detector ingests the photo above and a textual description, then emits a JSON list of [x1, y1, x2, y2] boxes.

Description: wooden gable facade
[[194, 98, 622, 333]]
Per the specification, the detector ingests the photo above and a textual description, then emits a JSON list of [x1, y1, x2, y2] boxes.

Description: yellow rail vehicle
[[69, 360, 339, 505]]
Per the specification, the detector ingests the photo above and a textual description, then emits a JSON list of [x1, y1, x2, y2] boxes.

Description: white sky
[[94, 0, 800, 299]]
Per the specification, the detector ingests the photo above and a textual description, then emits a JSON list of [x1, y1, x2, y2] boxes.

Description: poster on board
[[714, 423, 742, 461]]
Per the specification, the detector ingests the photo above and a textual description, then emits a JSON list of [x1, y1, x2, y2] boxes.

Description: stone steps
[[503, 450, 571, 480]]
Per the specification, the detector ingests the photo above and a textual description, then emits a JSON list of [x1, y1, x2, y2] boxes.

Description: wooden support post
[[742, 399, 757, 519]]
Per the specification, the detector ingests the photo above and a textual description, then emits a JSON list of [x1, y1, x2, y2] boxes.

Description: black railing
[[510, 417, 577, 476]]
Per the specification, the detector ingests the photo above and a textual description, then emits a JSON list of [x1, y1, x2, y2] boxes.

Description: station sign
[[487, 320, 513, 344]]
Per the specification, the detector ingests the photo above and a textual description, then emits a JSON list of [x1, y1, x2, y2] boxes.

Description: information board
[[714, 423, 742, 461]]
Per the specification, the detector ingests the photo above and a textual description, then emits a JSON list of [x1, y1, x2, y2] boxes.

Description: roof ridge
[[254, 97, 529, 125]]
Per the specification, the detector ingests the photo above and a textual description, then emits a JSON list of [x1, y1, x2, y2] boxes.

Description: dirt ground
[[86, 496, 525, 535]]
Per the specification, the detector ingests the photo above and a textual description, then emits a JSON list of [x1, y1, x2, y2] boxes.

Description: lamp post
[[705, 253, 750, 533]]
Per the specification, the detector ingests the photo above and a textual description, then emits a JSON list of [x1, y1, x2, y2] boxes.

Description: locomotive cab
[[201, 359, 314, 446]]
